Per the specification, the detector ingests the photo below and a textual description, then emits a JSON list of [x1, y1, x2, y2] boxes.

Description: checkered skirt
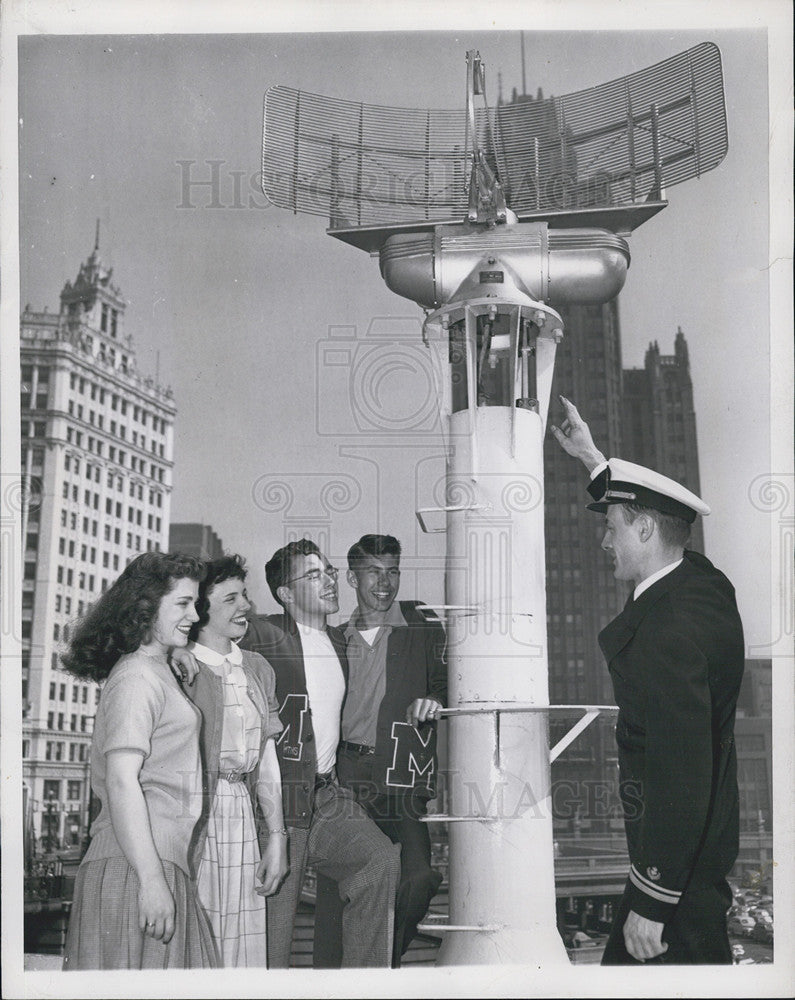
[[196, 777, 268, 967], [62, 856, 218, 970]]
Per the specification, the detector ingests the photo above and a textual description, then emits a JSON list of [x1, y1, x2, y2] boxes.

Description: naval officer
[[551, 397, 744, 965]]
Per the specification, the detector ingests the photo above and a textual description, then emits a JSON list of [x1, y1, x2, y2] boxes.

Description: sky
[[11, 12, 786, 653]]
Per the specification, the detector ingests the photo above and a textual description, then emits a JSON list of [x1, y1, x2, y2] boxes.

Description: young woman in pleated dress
[[61, 552, 218, 970], [183, 554, 288, 967]]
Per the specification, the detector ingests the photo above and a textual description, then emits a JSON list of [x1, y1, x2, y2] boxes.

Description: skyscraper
[[169, 522, 225, 560], [20, 232, 175, 854], [545, 312, 705, 834], [622, 329, 704, 553]]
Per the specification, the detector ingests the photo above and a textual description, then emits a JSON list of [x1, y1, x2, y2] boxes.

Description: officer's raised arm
[[549, 395, 607, 473]]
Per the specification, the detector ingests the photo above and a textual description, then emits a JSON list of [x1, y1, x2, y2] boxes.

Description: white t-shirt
[[297, 622, 346, 774]]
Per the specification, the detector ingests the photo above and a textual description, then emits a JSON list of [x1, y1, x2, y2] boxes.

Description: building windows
[[49, 682, 56, 700], [47, 711, 55, 729], [69, 743, 77, 762]]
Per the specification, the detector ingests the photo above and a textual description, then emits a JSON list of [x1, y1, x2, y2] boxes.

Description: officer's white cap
[[587, 458, 710, 523]]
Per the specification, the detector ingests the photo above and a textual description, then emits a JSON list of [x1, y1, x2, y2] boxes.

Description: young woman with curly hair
[[61, 551, 219, 970]]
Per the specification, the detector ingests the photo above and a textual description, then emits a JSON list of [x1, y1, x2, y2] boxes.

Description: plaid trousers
[[266, 781, 401, 967]]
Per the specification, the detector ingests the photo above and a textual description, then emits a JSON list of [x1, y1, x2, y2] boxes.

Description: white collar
[[633, 558, 683, 600], [297, 620, 328, 638], [190, 640, 243, 667]]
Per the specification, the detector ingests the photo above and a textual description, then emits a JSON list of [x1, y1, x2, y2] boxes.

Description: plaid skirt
[[196, 777, 268, 967], [62, 856, 219, 970]]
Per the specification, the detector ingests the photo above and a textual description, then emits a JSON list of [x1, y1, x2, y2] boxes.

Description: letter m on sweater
[[386, 722, 434, 790], [276, 693, 308, 760]]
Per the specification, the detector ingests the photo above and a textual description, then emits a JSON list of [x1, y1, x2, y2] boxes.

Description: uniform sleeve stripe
[[629, 865, 682, 903]]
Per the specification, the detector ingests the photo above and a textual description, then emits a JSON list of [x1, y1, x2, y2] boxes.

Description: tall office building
[[544, 302, 630, 833], [169, 522, 224, 561], [545, 310, 705, 833], [20, 232, 175, 854], [495, 83, 705, 835], [622, 329, 704, 553]]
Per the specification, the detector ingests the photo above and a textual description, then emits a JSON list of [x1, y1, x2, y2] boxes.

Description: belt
[[339, 740, 375, 756], [218, 770, 248, 783], [314, 770, 338, 791]]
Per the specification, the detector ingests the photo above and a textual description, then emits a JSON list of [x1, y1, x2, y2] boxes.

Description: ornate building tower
[[21, 230, 175, 855]]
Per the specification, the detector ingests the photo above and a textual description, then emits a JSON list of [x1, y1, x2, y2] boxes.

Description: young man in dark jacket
[[551, 397, 744, 965], [313, 534, 447, 967], [240, 538, 400, 968]]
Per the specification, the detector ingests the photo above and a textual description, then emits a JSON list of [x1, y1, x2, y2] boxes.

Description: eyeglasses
[[287, 565, 339, 585]]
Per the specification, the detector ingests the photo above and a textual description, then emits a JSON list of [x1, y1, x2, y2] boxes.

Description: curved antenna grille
[[262, 41, 727, 228]]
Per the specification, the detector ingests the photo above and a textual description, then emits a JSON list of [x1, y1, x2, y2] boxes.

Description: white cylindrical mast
[[441, 404, 565, 963], [420, 284, 568, 964]]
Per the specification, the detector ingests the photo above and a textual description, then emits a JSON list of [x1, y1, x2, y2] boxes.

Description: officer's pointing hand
[[406, 698, 442, 727], [549, 396, 606, 473], [623, 910, 668, 962]]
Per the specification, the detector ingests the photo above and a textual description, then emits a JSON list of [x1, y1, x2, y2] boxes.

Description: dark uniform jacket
[[340, 600, 447, 800], [240, 612, 348, 830], [599, 550, 745, 922]]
